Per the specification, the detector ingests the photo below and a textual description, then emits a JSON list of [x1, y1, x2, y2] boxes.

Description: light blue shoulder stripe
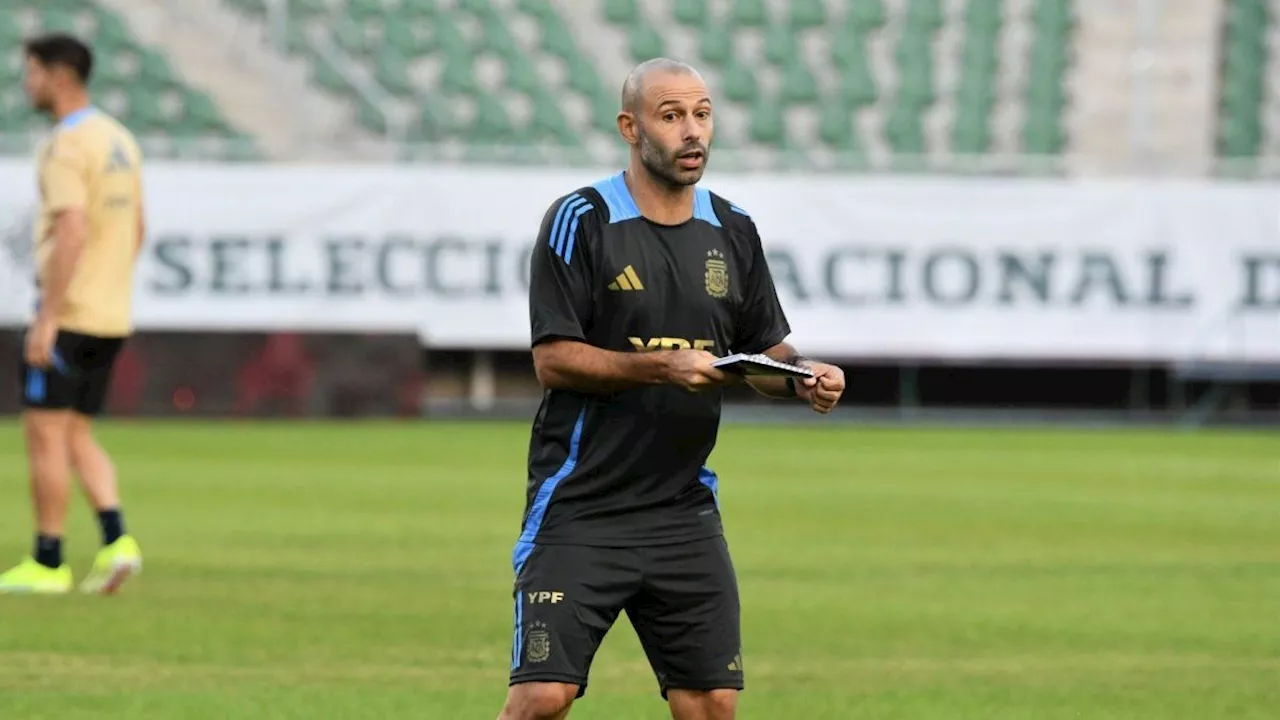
[[58, 106, 98, 131], [693, 187, 722, 227], [590, 172, 641, 224]]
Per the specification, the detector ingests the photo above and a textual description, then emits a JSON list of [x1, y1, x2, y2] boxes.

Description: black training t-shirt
[[516, 171, 790, 553]]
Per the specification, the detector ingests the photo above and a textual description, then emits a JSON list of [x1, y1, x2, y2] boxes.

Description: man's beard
[[29, 93, 53, 116], [637, 127, 708, 189]]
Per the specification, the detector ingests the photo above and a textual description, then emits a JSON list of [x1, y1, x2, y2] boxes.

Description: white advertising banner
[[2, 161, 1278, 362]]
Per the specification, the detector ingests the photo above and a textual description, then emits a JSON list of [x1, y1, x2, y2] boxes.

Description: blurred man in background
[[0, 34, 145, 595], [499, 59, 845, 720]]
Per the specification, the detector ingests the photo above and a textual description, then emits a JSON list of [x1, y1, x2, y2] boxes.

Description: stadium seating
[[11, 1, 1272, 172], [0, 0, 257, 160], [0, 0, 1094, 168], [215, 0, 1077, 169], [597, 0, 1075, 165], [1217, 0, 1267, 158]]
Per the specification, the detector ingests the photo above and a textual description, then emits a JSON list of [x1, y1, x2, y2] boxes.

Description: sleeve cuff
[[531, 330, 587, 348], [739, 324, 792, 355]]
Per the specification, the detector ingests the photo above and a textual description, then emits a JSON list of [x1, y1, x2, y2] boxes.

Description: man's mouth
[[677, 150, 704, 168]]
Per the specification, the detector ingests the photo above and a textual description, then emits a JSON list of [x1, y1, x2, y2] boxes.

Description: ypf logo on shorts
[[525, 622, 551, 664]]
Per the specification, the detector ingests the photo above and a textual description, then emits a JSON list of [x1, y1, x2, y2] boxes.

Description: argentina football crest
[[524, 621, 551, 664], [705, 249, 729, 299]]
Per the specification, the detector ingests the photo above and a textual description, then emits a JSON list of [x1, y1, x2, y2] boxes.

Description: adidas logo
[[727, 653, 743, 672], [607, 265, 645, 291]]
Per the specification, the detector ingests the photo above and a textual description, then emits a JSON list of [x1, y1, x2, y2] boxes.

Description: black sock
[[34, 534, 62, 569], [98, 508, 125, 546]]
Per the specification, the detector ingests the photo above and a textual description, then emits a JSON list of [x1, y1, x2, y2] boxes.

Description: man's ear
[[52, 64, 80, 90], [617, 111, 639, 146]]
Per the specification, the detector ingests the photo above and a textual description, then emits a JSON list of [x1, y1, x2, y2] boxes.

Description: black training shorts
[[19, 330, 125, 416], [509, 537, 743, 699]]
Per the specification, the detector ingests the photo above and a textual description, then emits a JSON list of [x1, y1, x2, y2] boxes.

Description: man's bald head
[[621, 58, 703, 114], [616, 58, 713, 190]]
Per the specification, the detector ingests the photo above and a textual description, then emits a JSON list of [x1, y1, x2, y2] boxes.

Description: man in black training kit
[[499, 59, 846, 720]]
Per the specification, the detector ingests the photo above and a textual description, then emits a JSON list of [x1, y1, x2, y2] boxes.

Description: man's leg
[[497, 682, 578, 720], [27, 409, 75, 558], [627, 537, 744, 720], [70, 337, 141, 595], [499, 544, 640, 720], [69, 413, 124, 540], [0, 409, 76, 593], [667, 689, 738, 720], [0, 351, 77, 593]]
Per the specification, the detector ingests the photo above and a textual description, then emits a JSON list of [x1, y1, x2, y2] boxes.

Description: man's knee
[[669, 688, 738, 720], [499, 682, 578, 720], [703, 689, 737, 717]]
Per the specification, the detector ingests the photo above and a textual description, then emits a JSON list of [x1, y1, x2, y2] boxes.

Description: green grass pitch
[[0, 420, 1277, 719]]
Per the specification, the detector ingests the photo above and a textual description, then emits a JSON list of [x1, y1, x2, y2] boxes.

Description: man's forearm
[[534, 340, 672, 393], [748, 342, 809, 398], [38, 215, 87, 320]]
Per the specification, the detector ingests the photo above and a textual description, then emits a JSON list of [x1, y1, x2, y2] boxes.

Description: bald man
[[500, 59, 846, 720]]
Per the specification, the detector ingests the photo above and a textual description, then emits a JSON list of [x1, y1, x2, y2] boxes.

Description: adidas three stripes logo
[[607, 266, 645, 291]]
